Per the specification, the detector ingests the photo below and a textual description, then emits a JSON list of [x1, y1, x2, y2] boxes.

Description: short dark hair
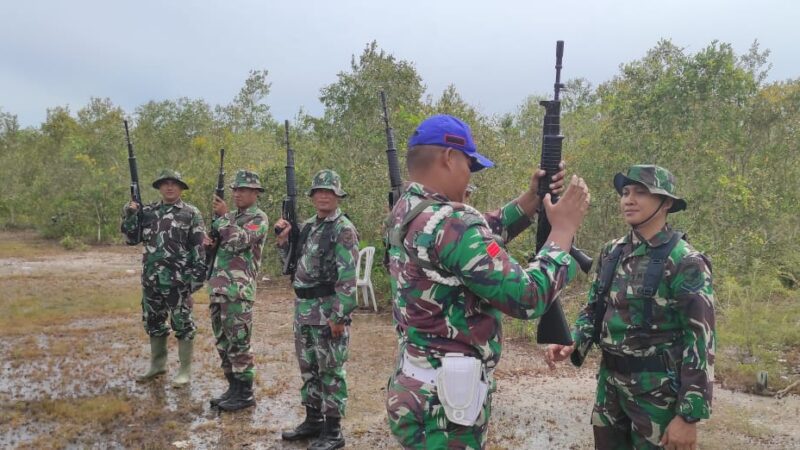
[[406, 145, 445, 174]]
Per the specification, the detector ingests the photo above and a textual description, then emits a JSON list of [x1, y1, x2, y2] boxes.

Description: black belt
[[601, 350, 668, 375], [294, 283, 336, 299]]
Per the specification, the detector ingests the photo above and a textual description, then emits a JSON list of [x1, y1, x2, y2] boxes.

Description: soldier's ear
[[663, 197, 673, 212]]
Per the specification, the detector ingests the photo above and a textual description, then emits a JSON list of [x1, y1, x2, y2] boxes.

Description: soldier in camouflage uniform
[[546, 165, 716, 450], [205, 169, 269, 411], [385, 114, 590, 449], [121, 169, 205, 386], [275, 169, 359, 450]]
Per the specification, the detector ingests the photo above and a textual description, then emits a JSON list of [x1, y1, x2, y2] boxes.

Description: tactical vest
[[592, 231, 685, 344], [297, 219, 338, 285]]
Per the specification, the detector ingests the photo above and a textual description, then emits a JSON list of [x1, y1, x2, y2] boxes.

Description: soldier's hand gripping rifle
[[205, 148, 225, 280], [380, 91, 403, 267], [534, 41, 593, 345], [274, 120, 300, 277], [124, 120, 143, 245]]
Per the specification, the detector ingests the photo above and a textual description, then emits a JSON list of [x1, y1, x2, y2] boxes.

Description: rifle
[[381, 91, 403, 210], [380, 90, 403, 267], [275, 120, 300, 277], [124, 120, 143, 245], [534, 41, 593, 345], [206, 148, 225, 280]]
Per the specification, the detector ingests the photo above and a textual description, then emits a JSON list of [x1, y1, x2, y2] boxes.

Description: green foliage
[[1, 42, 798, 388]]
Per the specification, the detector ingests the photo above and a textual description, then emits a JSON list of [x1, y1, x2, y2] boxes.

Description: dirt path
[[1, 235, 798, 449]]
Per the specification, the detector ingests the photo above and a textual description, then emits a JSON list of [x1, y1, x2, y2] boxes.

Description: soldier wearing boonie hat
[[384, 114, 590, 448], [546, 164, 716, 450], [121, 168, 205, 387], [277, 169, 359, 449], [206, 169, 269, 412]]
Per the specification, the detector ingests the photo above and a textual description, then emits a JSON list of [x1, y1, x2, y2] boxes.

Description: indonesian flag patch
[[486, 241, 501, 258], [245, 223, 261, 231]]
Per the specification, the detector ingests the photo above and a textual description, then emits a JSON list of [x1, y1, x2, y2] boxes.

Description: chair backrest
[[356, 246, 375, 283]]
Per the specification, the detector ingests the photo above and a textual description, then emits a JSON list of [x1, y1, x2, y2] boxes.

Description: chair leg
[[369, 283, 377, 312]]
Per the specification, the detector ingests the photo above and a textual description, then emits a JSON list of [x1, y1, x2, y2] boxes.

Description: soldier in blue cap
[[385, 114, 591, 448]]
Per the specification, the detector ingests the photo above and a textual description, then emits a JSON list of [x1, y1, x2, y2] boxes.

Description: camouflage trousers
[[210, 295, 254, 382], [386, 371, 491, 450], [141, 286, 196, 340], [294, 322, 349, 418], [592, 366, 678, 449]]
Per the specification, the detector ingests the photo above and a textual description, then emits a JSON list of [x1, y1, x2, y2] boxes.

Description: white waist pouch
[[436, 353, 489, 426]]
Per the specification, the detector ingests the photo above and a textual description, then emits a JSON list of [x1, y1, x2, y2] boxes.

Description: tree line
[[1, 39, 798, 295]]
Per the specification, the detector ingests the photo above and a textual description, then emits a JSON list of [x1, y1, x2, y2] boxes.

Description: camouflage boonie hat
[[229, 169, 265, 192], [306, 169, 347, 198], [152, 169, 189, 190], [613, 164, 687, 213]]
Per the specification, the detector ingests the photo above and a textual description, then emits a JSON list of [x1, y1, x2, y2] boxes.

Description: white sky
[[1, 0, 797, 127]]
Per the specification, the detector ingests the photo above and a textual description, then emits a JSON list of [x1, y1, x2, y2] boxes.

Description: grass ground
[[1, 231, 798, 449]]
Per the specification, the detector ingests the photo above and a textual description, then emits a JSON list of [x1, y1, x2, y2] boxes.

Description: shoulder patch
[[486, 240, 501, 258], [245, 223, 261, 231]]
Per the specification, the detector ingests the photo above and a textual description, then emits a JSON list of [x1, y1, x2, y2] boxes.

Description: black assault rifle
[[534, 41, 594, 345], [206, 148, 225, 279], [275, 120, 300, 277], [381, 90, 403, 267], [124, 120, 143, 245]]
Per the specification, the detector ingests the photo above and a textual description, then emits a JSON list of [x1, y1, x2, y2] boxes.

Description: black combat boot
[[210, 372, 236, 407], [281, 405, 324, 441], [217, 378, 256, 411], [308, 416, 344, 450]]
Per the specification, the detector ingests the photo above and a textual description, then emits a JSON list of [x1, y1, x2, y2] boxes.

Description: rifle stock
[[534, 41, 593, 345], [275, 120, 300, 277], [206, 148, 225, 280], [124, 120, 143, 245]]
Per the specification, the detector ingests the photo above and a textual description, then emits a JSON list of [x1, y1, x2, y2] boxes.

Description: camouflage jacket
[[279, 208, 359, 325], [388, 182, 577, 374], [572, 225, 716, 420], [207, 205, 269, 302], [121, 199, 206, 293]]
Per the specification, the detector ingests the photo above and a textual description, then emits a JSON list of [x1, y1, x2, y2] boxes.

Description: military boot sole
[[280, 424, 324, 441], [171, 376, 191, 387], [216, 399, 256, 411], [309, 438, 344, 450], [135, 369, 167, 383]]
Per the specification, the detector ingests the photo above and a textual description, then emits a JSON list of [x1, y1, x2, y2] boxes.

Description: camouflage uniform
[[121, 169, 205, 340], [207, 170, 269, 382], [386, 182, 577, 449], [570, 165, 715, 449], [280, 169, 359, 419]]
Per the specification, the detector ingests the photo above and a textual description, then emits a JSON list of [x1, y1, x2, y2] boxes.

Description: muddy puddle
[[2, 234, 799, 449]]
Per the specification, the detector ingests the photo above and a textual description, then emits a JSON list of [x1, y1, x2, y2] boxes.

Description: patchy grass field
[[1, 231, 798, 449]]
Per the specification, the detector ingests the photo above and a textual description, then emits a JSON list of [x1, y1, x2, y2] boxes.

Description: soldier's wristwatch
[[679, 414, 700, 424]]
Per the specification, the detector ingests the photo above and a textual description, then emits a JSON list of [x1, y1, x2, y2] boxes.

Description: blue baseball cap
[[407, 114, 495, 172]]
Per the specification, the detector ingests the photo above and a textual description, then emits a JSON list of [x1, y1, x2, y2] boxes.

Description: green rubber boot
[[137, 335, 168, 382], [171, 339, 193, 387]]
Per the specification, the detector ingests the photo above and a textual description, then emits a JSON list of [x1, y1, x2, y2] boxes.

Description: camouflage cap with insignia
[[613, 164, 687, 213], [306, 169, 347, 198], [229, 169, 265, 192], [152, 169, 189, 190]]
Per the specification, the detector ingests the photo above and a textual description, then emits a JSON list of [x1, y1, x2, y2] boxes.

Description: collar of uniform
[[628, 224, 674, 249], [315, 208, 342, 224], [236, 204, 260, 217], [406, 181, 451, 203], [158, 199, 185, 209]]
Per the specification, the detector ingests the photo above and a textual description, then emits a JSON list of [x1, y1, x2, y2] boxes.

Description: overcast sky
[[1, 0, 797, 128]]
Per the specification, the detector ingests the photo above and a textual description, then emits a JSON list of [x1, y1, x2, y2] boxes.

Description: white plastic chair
[[355, 246, 377, 312]]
